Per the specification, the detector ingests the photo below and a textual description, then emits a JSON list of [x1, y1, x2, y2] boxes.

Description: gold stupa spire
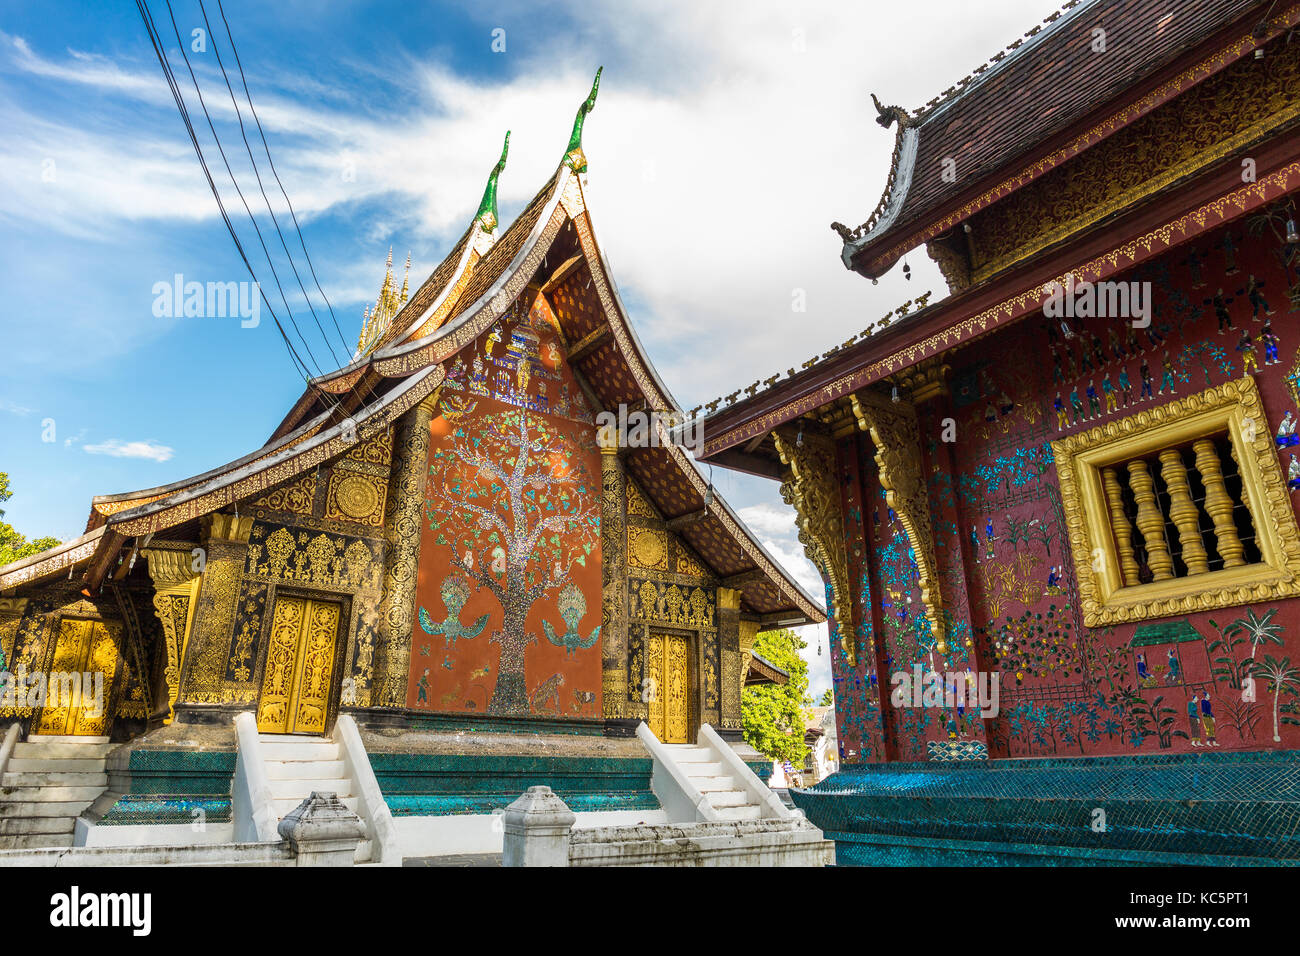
[[356, 247, 411, 356]]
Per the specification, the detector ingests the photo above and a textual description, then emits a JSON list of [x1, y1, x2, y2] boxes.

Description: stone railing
[[0, 792, 367, 867], [634, 722, 718, 823], [502, 786, 832, 867], [231, 711, 278, 842]]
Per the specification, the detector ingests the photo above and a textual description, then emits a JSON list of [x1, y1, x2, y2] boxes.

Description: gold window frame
[[1053, 376, 1300, 627]]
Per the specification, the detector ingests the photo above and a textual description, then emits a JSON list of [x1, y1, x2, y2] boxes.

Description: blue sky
[[0, 0, 1065, 695]]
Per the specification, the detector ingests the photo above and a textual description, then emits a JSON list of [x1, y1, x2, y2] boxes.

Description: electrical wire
[[197, 0, 346, 369], [214, 0, 353, 360]]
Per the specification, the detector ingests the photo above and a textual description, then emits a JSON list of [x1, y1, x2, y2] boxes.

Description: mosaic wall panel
[[841, 210, 1300, 761], [409, 291, 604, 718]]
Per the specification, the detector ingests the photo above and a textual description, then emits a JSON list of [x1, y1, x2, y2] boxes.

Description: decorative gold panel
[[33, 618, 119, 737], [645, 632, 689, 744], [256, 595, 340, 735], [1054, 376, 1300, 626], [850, 390, 949, 654], [251, 473, 317, 517], [325, 471, 387, 526], [144, 547, 200, 723], [628, 527, 670, 571], [626, 480, 657, 519], [773, 428, 856, 664], [646, 633, 664, 739]]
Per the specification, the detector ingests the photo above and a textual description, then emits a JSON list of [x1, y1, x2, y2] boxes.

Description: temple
[[0, 72, 822, 857], [695, 0, 1300, 864]]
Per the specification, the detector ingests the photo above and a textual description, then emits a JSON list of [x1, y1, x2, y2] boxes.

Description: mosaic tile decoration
[[927, 740, 990, 761], [97, 749, 237, 826], [791, 750, 1300, 864], [370, 752, 660, 817]]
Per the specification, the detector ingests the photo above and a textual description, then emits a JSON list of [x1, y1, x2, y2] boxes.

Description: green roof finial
[[476, 130, 510, 233], [564, 67, 602, 174]]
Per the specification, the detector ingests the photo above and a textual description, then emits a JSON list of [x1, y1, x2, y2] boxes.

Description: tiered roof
[[837, 0, 1276, 279], [1, 72, 823, 629]]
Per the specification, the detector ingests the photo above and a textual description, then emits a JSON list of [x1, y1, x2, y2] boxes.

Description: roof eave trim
[[841, 126, 919, 272]]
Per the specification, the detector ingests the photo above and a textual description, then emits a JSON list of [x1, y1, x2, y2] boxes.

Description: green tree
[[742, 628, 811, 764], [0, 471, 59, 567], [819, 689, 833, 707]]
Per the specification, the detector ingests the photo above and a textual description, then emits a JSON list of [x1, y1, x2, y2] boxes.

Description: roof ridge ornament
[[476, 130, 511, 234], [870, 93, 913, 130], [563, 67, 602, 174]]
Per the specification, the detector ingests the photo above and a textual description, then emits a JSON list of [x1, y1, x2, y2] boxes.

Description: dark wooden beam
[[721, 568, 766, 590], [759, 611, 812, 629], [664, 509, 709, 532], [566, 324, 610, 364], [539, 254, 585, 294]]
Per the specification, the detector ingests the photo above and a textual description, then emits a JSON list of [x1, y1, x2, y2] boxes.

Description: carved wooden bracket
[[773, 428, 856, 666], [850, 390, 949, 654], [143, 546, 202, 723]]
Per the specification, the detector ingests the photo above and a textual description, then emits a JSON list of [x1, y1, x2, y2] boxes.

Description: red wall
[[407, 291, 603, 718], [834, 210, 1300, 761]]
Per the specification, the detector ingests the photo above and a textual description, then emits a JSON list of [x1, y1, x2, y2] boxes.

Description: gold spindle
[[1193, 438, 1245, 568], [1101, 466, 1141, 586], [1127, 458, 1174, 581], [1159, 447, 1209, 575]]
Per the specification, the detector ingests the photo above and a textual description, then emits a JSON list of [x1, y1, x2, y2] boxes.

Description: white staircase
[[260, 735, 375, 862], [662, 745, 761, 821], [0, 736, 113, 849], [232, 713, 398, 864], [637, 722, 794, 824]]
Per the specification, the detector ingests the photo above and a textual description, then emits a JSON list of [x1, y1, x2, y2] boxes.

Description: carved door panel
[[646, 632, 690, 744], [256, 595, 341, 735], [33, 618, 119, 737]]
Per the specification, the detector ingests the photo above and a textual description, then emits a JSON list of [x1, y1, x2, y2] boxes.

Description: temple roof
[[0, 77, 824, 628], [839, 0, 1272, 278]]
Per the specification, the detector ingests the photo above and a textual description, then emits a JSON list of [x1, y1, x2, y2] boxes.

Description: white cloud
[[0, 399, 33, 416], [83, 439, 174, 462], [3, 0, 1066, 692]]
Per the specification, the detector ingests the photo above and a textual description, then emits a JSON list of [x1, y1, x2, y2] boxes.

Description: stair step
[[704, 790, 749, 808], [6, 757, 106, 773], [355, 839, 374, 864], [0, 799, 100, 819], [682, 761, 725, 778], [257, 740, 339, 761], [24, 735, 110, 745], [265, 760, 346, 780], [12, 741, 115, 759], [0, 815, 76, 836], [2, 772, 108, 789], [270, 794, 358, 819], [692, 775, 737, 792], [0, 832, 75, 850], [667, 746, 714, 762], [0, 785, 105, 804], [715, 804, 761, 822], [268, 778, 351, 801]]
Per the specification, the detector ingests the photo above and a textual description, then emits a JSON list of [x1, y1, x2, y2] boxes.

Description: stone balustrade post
[[502, 786, 576, 867], [278, 791, 367, 867]]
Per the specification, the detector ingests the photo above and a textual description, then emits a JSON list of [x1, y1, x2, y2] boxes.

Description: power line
[[160, 0, 329, 379], [135, 0, 340, 409], [197, 0, 346, 369], [214, 0, 353, 361]]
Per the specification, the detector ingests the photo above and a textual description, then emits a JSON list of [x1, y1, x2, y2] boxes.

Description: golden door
[[256, 596, 341, 735], [34, 618, 118, 737], [646, 633, 690, 743]]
